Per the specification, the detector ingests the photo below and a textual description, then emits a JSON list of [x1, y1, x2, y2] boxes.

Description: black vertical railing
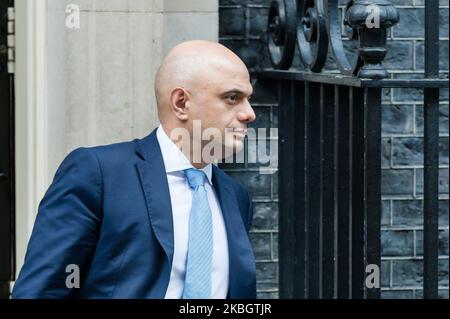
[[336, 86, 350, 299], [306, 82, 321, 298], [351, 87, 366, 299], [278, 80, 299, 298], [258, 0, 449, 299], [292, 81, 307, 299], [365, 87, 382, 299], [423, 0, 440, 300], [321, 83, 335, 299]]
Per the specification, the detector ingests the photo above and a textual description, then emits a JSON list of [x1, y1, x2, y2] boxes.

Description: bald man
[[12, 41, 257, 299]]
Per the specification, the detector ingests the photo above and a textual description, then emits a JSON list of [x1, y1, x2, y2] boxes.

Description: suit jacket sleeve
[[12, 148, 102, 298]]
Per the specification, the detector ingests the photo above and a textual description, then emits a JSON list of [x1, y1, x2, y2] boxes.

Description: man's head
[[155, 40, 256, 167]]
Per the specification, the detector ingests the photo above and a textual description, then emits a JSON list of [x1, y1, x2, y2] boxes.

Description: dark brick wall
[[219, 0, 449, 299]]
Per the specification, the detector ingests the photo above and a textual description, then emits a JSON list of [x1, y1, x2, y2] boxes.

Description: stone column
[[14, 0, 218, 278]]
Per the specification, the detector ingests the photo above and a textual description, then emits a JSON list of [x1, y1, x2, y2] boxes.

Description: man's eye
[[227, 95, 238, 103]]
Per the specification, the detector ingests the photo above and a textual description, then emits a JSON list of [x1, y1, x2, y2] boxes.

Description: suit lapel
[[136, 130, 174, 268], [212, 166, 256, 299]]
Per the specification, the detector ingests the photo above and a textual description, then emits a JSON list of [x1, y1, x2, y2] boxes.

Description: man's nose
[[238, 101, 256, 123]]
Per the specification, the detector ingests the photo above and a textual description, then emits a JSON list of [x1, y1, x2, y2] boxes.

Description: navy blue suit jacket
[[12, 130, 256, 298]]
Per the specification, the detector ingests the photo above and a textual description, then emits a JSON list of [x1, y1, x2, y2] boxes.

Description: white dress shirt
[[157, 125, 229, 299]]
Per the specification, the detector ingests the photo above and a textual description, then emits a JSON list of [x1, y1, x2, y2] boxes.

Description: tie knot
[[184, 168, 207, 189]]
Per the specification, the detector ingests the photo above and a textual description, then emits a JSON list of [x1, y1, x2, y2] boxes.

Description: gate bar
[[365, 88, 382, 299], [306, 82, 321, 298], [337, 86, 351, 299], [321, 84, 336, 299], [423, 0, 440, 299], [351, 88, 365, 299]]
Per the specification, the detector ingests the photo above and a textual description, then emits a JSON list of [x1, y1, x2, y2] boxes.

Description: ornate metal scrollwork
[[297, 0, 328, 72], [267, 0, 297, 70], [328, 0, 363, 76], [267, 0, 400, 79]]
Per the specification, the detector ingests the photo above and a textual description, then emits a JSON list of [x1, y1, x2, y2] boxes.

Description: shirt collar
[[156, 125, 213, 185]]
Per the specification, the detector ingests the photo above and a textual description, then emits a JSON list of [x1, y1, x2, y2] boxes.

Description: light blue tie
[[182, 168, 213, 299]]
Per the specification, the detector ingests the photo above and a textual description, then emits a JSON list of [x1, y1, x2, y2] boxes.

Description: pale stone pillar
[[14, 0, 218, 278]]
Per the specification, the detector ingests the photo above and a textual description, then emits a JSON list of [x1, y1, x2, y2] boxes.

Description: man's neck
[[161, 124, 209, 169]]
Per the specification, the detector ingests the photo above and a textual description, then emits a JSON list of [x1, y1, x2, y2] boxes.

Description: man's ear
[[170, 87, 190, 121]]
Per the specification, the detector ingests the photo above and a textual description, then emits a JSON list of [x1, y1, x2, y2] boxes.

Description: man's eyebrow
[[221, 89, 253, 96]]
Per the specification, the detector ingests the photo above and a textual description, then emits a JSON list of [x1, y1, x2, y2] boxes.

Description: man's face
[[186, 61, 256, 159]]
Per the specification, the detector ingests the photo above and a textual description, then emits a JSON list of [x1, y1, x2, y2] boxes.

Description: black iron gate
[[257, 0, 449, 298], [0, 0, 15, 299]]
